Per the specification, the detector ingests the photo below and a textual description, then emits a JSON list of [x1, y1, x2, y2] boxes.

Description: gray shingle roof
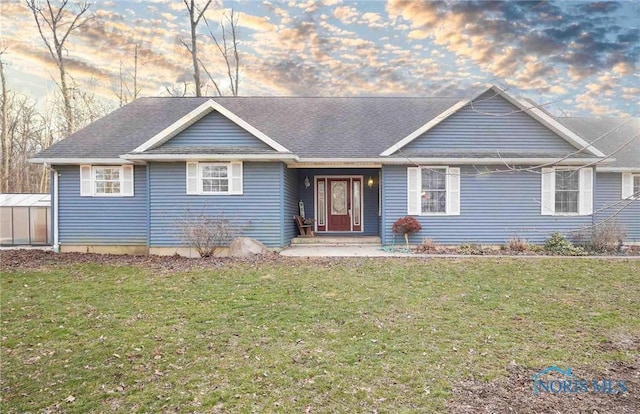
[[33, 96, 638, 168], [33, 96, 459, 160], [35, 98, 208, 158], [555, 117, 640, 168]]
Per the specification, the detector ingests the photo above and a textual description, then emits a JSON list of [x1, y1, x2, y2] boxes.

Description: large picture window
[[80, 165, 134, 197], [186, 161, 243, 195]]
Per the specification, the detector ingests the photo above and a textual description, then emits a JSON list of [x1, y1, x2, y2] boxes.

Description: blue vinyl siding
[[55, 165, 148, 245], [382, 165, 592, 245], [594, 172, 640, 243], [404, 92, 578, 153], [282, 166, 299, 245], [297, 168, 380, 236], [149, 162, 283, 247], [160, 111, 271, 148]]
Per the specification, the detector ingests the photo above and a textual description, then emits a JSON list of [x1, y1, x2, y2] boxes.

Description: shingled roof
[[556, 117, 640, 169], [32, 94, 638, 168], [33, 96, 459, 160]]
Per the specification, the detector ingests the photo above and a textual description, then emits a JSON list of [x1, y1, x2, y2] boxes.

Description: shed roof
[[0, 193, 51, 207]]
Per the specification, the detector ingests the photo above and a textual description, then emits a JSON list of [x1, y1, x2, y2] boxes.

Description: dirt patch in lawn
[[0, 249, 285, 273], [448, 357, 640, 413]]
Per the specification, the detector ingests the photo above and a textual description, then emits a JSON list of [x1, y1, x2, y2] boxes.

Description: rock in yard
[[229, 237, 268, 257]]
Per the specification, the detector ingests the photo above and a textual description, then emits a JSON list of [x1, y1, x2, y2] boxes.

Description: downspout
[[146, 163, 151, 252], [279, 163, 285, 248], [44, 163, 59, 252]]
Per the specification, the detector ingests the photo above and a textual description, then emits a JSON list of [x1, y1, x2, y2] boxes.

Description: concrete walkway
[[279, 244, 640, 258], [280, 244, 412, 257]]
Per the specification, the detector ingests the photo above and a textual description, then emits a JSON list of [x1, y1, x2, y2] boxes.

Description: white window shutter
[[229, 162, 243, 195], [541, 167, 555, 215], [621, 173, 633, 199], [447, 167, 460, 215], [579, 168, 593, 215], [80, 165, 92, 196], [186, 162, 199, 194], [122, 165, 134, 196], [407, 167, 421, 215]]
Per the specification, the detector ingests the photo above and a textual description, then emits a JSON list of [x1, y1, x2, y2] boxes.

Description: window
[[541, 167, 592, 216], [554, 170, 579, 214], [407, 166, 460, 216], [94, 167, 121, 195], [622, 173, 640, 200], [202, 164, 229, 193], [186, 161, 243, 195], [80, 165, 134, 197], [421, 168, 447, 213]]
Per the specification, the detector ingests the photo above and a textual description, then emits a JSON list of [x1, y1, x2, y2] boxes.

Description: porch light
[[304, 176, 311, 189], [367, 176, 374, 188]]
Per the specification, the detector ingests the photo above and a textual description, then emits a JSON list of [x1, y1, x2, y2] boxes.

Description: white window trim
[[622, 173, 640, 200], [186, 161, 243, 195], [407, 166, 460, 216], [80, 165, 134, 197], [541, 167, 592, 216]]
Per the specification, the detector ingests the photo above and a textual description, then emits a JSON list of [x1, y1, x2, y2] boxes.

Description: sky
[[1, 0, 639, 117]]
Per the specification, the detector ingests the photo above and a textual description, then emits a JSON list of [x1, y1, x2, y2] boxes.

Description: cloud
[[333, 5, 358, 24]]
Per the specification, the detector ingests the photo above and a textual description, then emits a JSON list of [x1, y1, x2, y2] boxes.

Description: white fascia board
[[121, 153, 299, 162], [496, 90, 606, 158], [29, 158, 135, 165], [380, 85, 494, 156], [132, 99, 290, 153], [596, 167, 640, 172]]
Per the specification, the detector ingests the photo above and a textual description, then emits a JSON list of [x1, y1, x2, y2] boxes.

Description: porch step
[[291, 236, 381, 246]]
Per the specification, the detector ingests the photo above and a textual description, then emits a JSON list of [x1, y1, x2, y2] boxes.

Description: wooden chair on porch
[[293, 215, 314, 237]]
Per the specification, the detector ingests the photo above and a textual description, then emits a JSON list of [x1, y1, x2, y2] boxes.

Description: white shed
[[0, 193, 51, 245]]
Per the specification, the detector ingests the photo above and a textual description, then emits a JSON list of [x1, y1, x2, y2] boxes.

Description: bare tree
[[0, 48, 10, 192], [26, 0, 93, 136], [204, 9, 240, 96], [164, 79, 190, 97], [114, 44, 142, 106], [180, 0, 212, 97]]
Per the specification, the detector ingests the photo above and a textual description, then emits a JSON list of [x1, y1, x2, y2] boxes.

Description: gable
[[159, 110, 272, 150], [402, 91, 579, 154]]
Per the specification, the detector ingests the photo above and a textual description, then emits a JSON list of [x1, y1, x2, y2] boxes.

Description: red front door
[[327, 178, 351, 231]]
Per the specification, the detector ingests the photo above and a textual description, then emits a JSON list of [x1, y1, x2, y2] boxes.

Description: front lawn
[[1, 252, 638, 412]]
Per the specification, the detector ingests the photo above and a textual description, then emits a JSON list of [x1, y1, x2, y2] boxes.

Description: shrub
[[459, 243, 486, 255], [544, 232, 584, 256], [415, 238, 438, 253], [176, 213, 242, 257], [507, 236, 529, 252], [392, 216, 422, 249], [589, 222, 626, 253]]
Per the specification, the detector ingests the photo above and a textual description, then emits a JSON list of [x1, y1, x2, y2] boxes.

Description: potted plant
[[392, 216, 422, 250]]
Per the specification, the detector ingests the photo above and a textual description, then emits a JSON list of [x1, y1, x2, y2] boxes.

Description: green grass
[[2, 258, 639, 412]]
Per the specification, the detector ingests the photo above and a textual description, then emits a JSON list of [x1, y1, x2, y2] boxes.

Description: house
[[30, 85, 639, 255]]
